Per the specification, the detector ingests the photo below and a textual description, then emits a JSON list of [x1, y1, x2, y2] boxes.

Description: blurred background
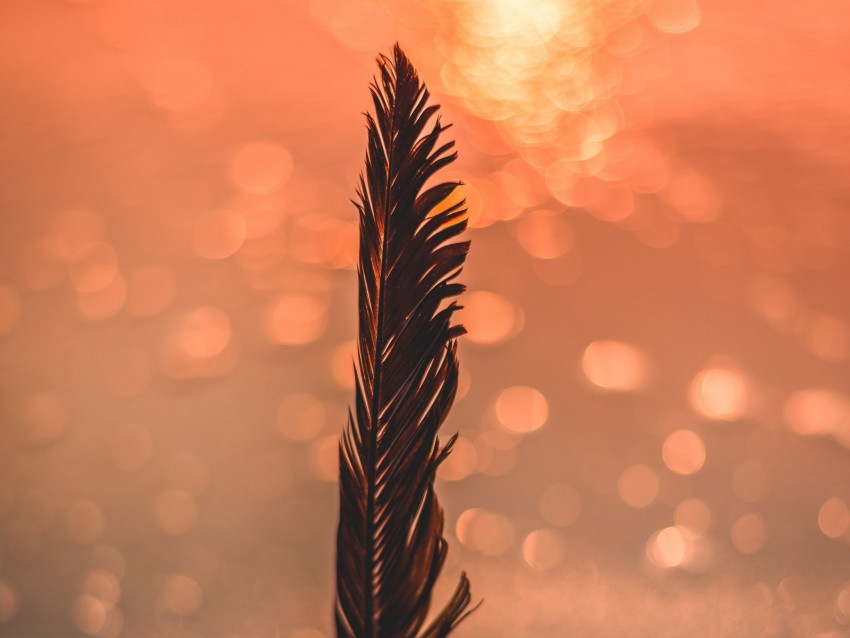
[[1, 0, 850, 636]]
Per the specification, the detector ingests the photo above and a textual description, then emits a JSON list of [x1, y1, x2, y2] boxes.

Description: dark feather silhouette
[[335, 45, 475, 638]]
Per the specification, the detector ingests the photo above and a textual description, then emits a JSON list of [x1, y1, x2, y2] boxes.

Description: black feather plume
[[335, 45, 475, 638]]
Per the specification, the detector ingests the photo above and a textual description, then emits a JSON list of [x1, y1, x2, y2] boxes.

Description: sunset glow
[[2, 0, 849, 635]]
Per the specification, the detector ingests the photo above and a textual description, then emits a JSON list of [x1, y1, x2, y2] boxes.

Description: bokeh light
[[659, 167, 719, 223], [265, 294, 328, 346], [617, 464, 660, 509], [456, 508, 515, 557], [230, 141, 294, 195], [437, 436, 477, 481], [581, 340, 650, 392], [522, 528, 566, 570], [837, 583, 850, 624], [69, 242, 118, 294], [661, 430, 706, 475], [646, 0, 701, 34], [0, 582, 19, 623], [331, 340, 357, 389], [72, 594, 108, 636], [154, 489, 199, 535], [646, 526, 695, 569], [162, 306, 237, 379], [193, 209, 247, 260], [688, 363, 750, 421], [82, 570, 121, 608], [514, 209, 574, 259], [433, 0, 652, 178], [458, 291, 522, 345], [730, 513, 766, 555], [160, 575, 203, 616], [133, 46, 214, 113], [818, 498, 850, 540], [800, 314, 850, 362], [76, 273, 127, 321], [91, 546, 126, 582], [494, 385, 549, 433], [473, 430, 517, 476], [784, 388, 850, 447], [312, 435, 341, 482]]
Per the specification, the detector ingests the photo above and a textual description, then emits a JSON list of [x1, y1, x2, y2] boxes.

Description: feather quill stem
[[335, 45, 475, 638]]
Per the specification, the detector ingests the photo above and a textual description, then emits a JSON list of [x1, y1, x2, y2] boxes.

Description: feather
[[335, 44, 476, 638]]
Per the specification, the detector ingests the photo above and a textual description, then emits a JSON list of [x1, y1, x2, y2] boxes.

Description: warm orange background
[[1, 0, 849, 636]]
